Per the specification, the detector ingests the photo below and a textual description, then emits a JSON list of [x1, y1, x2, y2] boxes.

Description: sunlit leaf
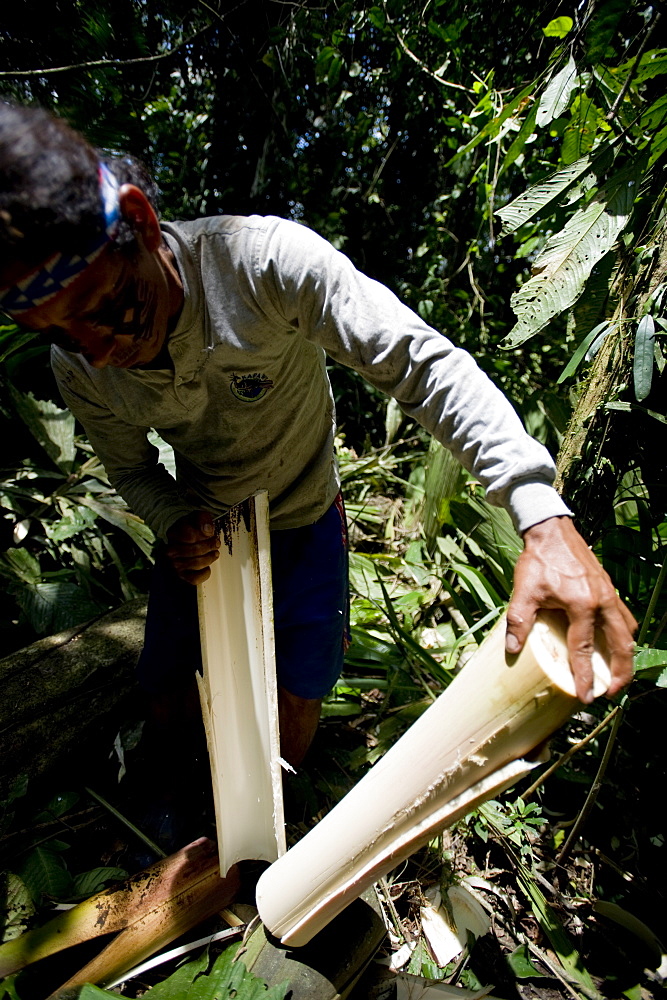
[[497, 154, 595, 236], [536, 56, 577, 128], [543, 17, 574, 39], [507, 943, 546, 977], [504, 159, 644, 347]]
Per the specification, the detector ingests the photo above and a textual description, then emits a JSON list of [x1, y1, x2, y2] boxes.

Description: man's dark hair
[[0, 102, 159, 274]]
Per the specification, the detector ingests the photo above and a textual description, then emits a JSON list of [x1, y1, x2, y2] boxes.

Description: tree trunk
[[0, 599, 146, 800]]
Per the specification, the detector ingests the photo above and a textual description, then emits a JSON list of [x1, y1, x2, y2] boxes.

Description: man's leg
[[137, 492, 349, 770], [270, 491, 350, 764]]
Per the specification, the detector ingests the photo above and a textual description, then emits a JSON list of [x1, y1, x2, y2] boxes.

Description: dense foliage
[[1, 1, 666, 996]]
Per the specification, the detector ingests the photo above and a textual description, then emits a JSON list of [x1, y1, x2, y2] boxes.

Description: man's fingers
[[178, 565, 213, 586], [505, 600, 536, 655], [563, 614, 596, 703], [599, 601, 636, 697]]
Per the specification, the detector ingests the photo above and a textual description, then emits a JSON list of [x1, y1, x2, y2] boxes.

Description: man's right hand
[[166, 510, 220, 585]]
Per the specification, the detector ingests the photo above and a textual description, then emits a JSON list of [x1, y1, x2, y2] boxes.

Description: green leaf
[[146, 943, 290, 1000], [562, 96, 601, 165], [15, 582, 102, 635], [507, 943, 546, 977], [634, 646, 667, 685], [625, 48, 667, 84], [78, 985, 115, 1000], [1, 548, 41, 586], [536, 55, 577, 128], [17, 848, 73, 904], [503, 159, 644, 347], [71, 868, 127, 899], [0, 326, 40, 365], [8, 388, 76, 474], [543, 16, 574, 38], [448, 82, 534, 165], [496, 154, 595, 235], [76, 496, 154, 557], [633, 315, 655, 402], [557, 321, 614, 383]]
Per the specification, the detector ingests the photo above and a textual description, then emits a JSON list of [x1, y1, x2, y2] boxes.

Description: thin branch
[[0, 23, 214, 78], [381, 2, 474, 94], [555, 703, 625, 868], [520, 705, 621, 801]]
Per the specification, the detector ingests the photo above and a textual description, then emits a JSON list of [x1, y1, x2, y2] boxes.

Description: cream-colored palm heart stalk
[[197, 490, 286, 876], [256, 609, 611, 946]]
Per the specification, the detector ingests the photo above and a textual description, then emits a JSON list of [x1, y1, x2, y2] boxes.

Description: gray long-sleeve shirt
[[52, 214, 571, 540]]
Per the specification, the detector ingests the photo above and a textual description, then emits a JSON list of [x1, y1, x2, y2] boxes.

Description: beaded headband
[[0, 163, 120, 316]]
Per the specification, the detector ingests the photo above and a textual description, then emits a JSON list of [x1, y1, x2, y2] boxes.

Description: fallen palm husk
[[256, 610, 611, 946], [197, 491, 285, 877], [0, 838, 240, 994]]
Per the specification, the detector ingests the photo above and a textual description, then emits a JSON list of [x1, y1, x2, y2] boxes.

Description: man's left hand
[[506, 516, 637, 703]]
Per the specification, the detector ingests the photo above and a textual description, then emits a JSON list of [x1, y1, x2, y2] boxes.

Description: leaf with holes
[[503, 159, 644, 347]]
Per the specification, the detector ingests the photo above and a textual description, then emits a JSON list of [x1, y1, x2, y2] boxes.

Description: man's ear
[[118, 185, 161, 252]]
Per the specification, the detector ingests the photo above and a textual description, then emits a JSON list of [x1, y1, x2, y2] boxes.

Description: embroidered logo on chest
[[230, 372, 274, 401]]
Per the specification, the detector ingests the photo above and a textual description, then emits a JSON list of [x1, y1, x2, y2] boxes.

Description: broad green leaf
[[78, 986, 116, 1000], [76, 496, 154, 557], [45, 506, 98, 543], [17, 847, 73, 904], [557, 322, 614, 383], [1, 547, 40, 585], [0, 326, 39, 365], [8, 388, 76, 475], [71, 868, 128, 899], [15, 582, 102, 635], [146, 943, 290, 1000], [536, 56, 577, 128], [497, 154, 594, 235], [562, 96, 602, 165], [634, 647, 667, 685], [543, 16, 573, 38], [503, 159, 643, 347], [507, 943, 546, 977], [634, 647, 667, 670], [633, 315, 655, 402], [620, 48, 667, 84]]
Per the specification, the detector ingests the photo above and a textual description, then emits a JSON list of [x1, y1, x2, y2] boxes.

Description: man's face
[[12, 238, 176, 369]]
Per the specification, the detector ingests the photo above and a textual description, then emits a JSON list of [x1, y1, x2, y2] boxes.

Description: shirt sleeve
[[253, 217, 571, 534], [51, 348, 196, 540]]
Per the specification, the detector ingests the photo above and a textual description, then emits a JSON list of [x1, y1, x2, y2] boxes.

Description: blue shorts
[[137, 494, 349, 700]]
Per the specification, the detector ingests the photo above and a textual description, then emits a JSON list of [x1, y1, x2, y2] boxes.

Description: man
[[0, 103, 636, 774]]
